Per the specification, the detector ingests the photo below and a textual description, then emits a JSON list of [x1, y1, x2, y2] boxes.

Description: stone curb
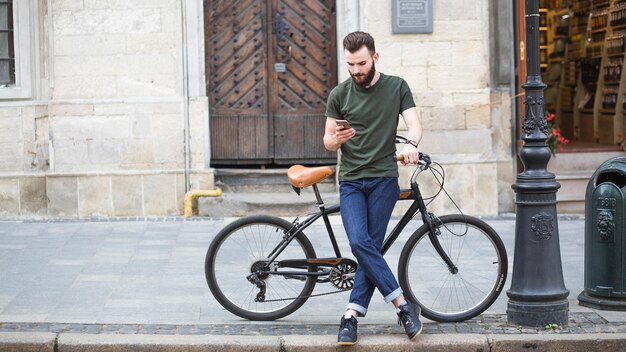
[[0, 332, 56, 352], [2, 332, 626, 352]]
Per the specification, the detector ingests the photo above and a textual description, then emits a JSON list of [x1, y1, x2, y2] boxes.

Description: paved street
[[1, 214, 625, 333]]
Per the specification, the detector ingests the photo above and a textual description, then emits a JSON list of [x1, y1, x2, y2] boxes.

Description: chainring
[[329, 261, 357, 290]]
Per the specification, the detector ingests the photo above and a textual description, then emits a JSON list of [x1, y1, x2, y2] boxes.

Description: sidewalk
[[1, 215, 625, 351]]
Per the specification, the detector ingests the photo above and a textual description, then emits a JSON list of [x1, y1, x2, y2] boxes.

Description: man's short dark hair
[[343, 31, 375, 54]]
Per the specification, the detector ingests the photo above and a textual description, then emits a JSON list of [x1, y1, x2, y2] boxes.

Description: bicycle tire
[[398, 214, 508, 322], [205, 215, 317, 321]]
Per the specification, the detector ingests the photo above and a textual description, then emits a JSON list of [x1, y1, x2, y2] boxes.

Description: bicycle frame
[[261, 173, 458, 278]]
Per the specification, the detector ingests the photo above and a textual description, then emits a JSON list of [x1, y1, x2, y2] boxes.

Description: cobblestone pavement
[[1, 215, 625, 338], [0, 313, 624, 335]]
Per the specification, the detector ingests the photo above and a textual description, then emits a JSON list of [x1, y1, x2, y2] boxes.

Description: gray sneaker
[[337, 316, 358, 345], [397, 302, 422, 340]]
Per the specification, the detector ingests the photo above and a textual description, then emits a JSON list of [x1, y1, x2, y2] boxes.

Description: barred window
[[0, 0, 14, 86]]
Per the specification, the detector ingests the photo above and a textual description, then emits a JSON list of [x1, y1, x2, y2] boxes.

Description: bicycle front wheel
[[205, 215, 317, 321], [398, 214, 508, 322]]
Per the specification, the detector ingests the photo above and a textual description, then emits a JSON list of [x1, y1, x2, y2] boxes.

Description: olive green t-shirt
[[325, 73, 416, 181]]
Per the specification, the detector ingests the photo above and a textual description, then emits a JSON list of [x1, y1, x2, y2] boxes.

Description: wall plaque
[[392, 0, 433, 34]]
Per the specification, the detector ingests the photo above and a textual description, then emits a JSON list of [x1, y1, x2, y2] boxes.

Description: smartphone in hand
[[335, 119, 351, 129]]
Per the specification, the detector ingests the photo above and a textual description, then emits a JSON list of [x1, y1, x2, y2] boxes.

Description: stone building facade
[[0, 0, 515, 217]]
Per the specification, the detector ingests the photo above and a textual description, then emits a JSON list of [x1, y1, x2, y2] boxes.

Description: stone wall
[[0, 0, 213, 217]]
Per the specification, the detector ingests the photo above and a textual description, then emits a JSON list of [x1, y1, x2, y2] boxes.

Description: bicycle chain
[[259, 287, 352, 303]]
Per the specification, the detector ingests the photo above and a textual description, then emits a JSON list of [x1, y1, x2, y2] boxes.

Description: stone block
[[473, 163, 499, 215], [47, 176, 78, 217], [489, 333, 626, 352], [427, 65, 488, 91], [35, 115, 49, 140], [153, 138, 183, 165], [497, 161, 515, 213], [376, 42, 402, 68], [115, 75, 177, 97], [421, 106, 465, 130], [24, 140, 51, 172], [131, 115, 152, 138], [190, 171, 215, 190], [0, 178, 19, 214], [57, 333, 280, 352], [94, 103, 136, 116], [160, 6, 178, 32], [120, 139, 155, 166], [451, 90, 491, 106], [283, 334, 488, 352], [54, 0, 83, 11], [48, 103, 94, 116], [51, 140, 90, 167], [53, 76, 117, 99], [143, 174, 178, 215], [420, 129, 491, 155], [442, 164, 474, 214], [175, 173, 186, 215], [123, 54, 177, 76], [429, 20, 484, 41], [78, 176, 113, 216], [0, 106, 22, 118], [401, 42, 452, 66], [52, 116, 132, 140], [452, 41, 487, 66], [83, 0, 177, 10], [111, 175, 143, 216], [413, 92, 447, 107], [0, 332, 56, 352], [19, 177, 48, 215], [54, 33, 126, 56], [0, 116, 21, 141], [87, 140, 122, 166], [53, 9, 162, 36], [55, 55, 125, 77], [388, 65, 428, 92], [0, 154, 22, 172], [434, 0, 482, 20], [466, 104, 491, 129]]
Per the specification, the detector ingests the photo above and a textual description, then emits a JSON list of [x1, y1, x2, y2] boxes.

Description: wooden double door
[[205, 0, 338, 166]]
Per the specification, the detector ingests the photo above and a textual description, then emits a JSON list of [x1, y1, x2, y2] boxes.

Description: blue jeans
[[339, 177, 402, 317]]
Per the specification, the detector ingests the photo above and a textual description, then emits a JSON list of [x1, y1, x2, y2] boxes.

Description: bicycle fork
[[414, 183, 459, 275]]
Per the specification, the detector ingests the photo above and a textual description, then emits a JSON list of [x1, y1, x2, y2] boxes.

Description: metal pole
[[506, 0, 569, 327]]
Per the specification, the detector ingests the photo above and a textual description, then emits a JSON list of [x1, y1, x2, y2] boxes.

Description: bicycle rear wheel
[[398, 214, 507, 322], [205, 215, 317, 321]]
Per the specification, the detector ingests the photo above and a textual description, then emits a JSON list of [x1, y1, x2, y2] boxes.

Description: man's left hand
[[399, 144, 419, 165]]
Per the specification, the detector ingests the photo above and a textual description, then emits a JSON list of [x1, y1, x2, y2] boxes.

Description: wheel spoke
[[399, 215, 507, 322], [206, 216, 317, 320]]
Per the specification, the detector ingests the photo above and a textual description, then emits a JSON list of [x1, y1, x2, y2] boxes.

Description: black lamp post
[[506, 0, 569, 327]]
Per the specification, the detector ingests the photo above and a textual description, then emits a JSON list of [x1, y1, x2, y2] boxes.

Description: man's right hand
[[334, 124, 356, 145], [324, 118, 356, 151]]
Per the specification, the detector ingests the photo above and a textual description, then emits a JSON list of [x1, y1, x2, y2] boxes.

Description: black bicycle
[[205, 136, 508, 322]]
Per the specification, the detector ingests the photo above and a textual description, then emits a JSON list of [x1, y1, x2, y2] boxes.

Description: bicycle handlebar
[[395, 152, 432, 167]]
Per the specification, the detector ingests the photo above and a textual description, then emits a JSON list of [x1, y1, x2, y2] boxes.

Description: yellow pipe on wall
[[184, 189, 223, 217]]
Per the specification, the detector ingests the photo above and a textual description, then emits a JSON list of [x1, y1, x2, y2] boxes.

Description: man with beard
[[323, 31, 423, 346]]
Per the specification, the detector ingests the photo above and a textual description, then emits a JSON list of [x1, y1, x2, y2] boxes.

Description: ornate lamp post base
[[508, 300, 569, 327]]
